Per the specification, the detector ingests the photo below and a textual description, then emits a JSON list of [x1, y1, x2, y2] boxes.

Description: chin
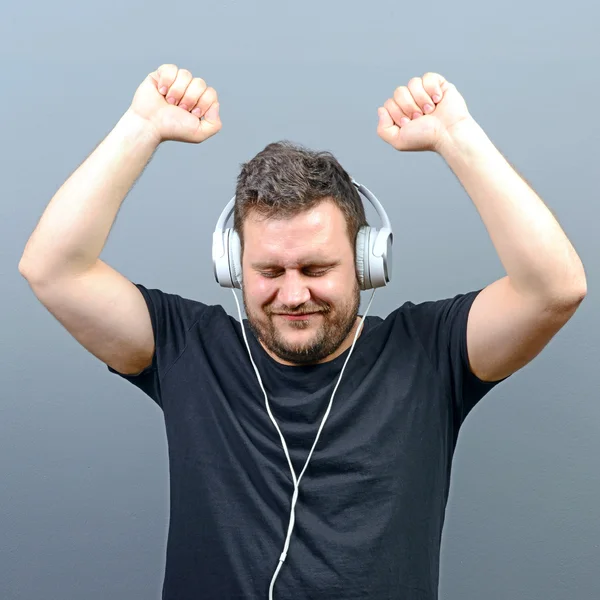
[[278, 329, 318, 347]]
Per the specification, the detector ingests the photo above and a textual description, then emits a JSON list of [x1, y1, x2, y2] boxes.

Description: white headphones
[[212, 179, 393, 290]]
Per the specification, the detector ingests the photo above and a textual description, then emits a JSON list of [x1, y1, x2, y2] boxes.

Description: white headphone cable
[[230, 288, 377, 600]]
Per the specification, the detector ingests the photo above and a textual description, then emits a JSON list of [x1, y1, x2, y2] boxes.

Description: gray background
[[2, 1, 599, 598]]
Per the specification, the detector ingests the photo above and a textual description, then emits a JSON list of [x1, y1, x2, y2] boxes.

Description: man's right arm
[[18, 65, 222, 376], [18, 110, 161, 375]]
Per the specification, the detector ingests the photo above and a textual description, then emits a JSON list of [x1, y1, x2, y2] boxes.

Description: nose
[[277, 270, 311, 309]]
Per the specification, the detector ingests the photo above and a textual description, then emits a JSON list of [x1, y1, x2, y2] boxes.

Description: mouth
[[274, 312, 321, 321]]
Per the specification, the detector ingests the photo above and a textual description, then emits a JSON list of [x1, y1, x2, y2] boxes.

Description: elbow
[[548, 277, 587, 313], [18, 256, 34, 280], [565, 269, 588, 306], [18, 254, 42, 282], [18, 255, 51, 286], [548, 259, 588, 310]]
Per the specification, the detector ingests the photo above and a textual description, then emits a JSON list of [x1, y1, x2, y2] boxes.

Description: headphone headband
[[214, 180, 390, 240]]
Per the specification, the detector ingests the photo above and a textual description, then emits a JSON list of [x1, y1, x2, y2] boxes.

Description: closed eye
[[259, 267, 333, 278]]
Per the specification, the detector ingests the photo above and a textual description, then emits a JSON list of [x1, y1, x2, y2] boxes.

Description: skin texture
[[376, 71, 586, 382], [241, 199, 362, 366]]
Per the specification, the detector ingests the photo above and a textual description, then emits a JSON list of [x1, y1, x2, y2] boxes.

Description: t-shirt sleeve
[[107, 283, 205, 409], [409, 288, 509, 428]]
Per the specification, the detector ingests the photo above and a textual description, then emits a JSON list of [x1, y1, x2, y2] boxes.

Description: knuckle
[[185, 78, 204, 95], [169, 70, 191, 91], [204, 86, 217, 101], [194, 88, 216, 112], [394, 87, 413, 105], [180, 92, 195, 105], [158, 63, 176, 72], [159, 63, 177, 76], [384, 100, 402, 118], [393, 86, 408, 101], [158, 64, 178, 87]]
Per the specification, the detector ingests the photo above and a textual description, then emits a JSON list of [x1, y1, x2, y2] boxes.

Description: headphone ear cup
[[355, 227, 370, 290], [368, 229, 393, 289], [213, 228, 233, 288], [228, 229, 242, 289]]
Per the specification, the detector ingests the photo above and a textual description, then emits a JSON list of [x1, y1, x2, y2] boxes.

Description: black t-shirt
[[108, 284, 506, 600]]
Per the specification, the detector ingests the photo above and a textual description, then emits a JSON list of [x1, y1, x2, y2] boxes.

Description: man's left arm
[[377, 73, 587, 383]]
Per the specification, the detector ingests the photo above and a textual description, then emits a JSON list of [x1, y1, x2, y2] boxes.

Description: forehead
[[243, 200, 351, 261]]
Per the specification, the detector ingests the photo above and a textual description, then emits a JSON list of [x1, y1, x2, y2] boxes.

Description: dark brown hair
[[233, 141, 368, 257]]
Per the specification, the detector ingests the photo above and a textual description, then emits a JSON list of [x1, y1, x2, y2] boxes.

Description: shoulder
[[373, 289, 483, 361], [395, 289, 482, 330], [133, 283, 231, 329]]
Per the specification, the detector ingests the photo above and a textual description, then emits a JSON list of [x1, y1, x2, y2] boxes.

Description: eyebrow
[[250, 259, 341, 270]]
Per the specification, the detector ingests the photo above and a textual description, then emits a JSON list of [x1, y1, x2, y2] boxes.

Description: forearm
[[437, 118, 586, 303], [19, 109, 161, 283]]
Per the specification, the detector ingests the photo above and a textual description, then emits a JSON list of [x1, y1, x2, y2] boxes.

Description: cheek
[[312, 275, 352, 304], [314, 279, 337, 299], [246, 277, 276, 306]]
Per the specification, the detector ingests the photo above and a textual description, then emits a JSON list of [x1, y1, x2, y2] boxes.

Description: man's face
[[241, 199, 360, 366]]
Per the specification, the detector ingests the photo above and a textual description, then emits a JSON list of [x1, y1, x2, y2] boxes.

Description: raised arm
[[19, 64, 221, 375], [376, 72, 586, 382]]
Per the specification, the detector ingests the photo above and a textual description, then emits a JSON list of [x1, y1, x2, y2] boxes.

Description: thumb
[[196, 102, 221, 141], [377, 107, 400, 145]]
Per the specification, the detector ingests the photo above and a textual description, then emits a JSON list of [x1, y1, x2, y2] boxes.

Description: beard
[[243, 281, 361, 365]]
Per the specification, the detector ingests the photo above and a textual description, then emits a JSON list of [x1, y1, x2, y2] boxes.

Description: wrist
[[435, 117, 489, 163], [119, 108, 163, 148]]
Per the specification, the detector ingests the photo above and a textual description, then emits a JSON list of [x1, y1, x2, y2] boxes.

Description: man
[[19, 64, 586, 600]]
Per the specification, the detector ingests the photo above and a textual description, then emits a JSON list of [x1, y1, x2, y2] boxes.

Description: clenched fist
[[129, 64, 222, 144], [376, 72, 472, 153]]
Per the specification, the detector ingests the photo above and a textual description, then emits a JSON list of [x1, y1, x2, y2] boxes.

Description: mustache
[[265, 303, 331, 316]]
